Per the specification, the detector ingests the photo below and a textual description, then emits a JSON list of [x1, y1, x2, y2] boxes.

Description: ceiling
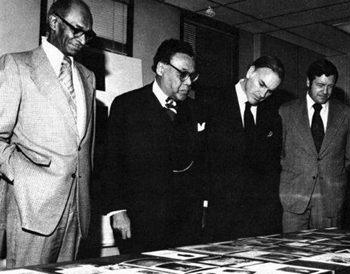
[[160, 0, 350, 57]]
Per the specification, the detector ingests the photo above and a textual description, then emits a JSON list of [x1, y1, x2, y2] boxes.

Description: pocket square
[[267, 131, 273, 137], [197, 122, 206, 132]]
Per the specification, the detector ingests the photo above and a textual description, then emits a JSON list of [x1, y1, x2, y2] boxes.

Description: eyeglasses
[[54, 13, 96, 42], [169, 63, 199, 83]]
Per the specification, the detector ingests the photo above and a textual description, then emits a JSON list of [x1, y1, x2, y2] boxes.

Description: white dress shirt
[[152, 80, 177, 112], [236, 80, 257, 126], [42, 38, 86, 138]]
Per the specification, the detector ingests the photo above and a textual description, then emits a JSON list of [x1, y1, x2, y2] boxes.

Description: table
[[4, 227, 350, 274]]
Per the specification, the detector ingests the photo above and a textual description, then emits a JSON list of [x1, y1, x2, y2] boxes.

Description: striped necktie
[[59, 56, 77, 120], [165, 97, 178, 121]]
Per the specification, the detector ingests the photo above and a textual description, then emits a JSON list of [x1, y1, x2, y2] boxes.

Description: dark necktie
[[244, 101, 255, 140], [311, 103, 324, 153], [59, 56, 77, 120], [165, 97, 178, 121]]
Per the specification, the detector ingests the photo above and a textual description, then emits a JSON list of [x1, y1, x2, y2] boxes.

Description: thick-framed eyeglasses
[[54, 13, 96, 42], [169, 63, 199, 83]]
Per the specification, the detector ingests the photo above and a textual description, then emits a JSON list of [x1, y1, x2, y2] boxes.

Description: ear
[[306, 77, 310, 88], [156, 62, 166, 77], [48, 14, 58, 32], [246, 65, 255, 78]]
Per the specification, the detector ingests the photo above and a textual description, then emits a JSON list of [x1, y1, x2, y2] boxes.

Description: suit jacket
[[103, 83, 203, 250], [204, 84, 283, 240], [206, 85, 282, 205], [279, 97, 350, 217], [0, 46, 96, 237]]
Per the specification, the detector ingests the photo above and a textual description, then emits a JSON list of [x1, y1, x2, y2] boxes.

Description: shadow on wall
[[77, 103, 110, 259], [76, 37, 109, 92], [76, 38, 111, 259]]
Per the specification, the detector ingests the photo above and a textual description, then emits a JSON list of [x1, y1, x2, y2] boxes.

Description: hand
[[111, 211, 131, 240]]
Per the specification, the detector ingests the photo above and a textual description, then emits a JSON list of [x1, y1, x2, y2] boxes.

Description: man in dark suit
[[204, 56, 285, 242], [102, 39, 203, 253], [0, 0, 96, 267], [280, 59, 350, 232]]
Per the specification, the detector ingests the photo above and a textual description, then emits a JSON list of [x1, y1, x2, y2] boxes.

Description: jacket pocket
[[16, 145, 51, 166]]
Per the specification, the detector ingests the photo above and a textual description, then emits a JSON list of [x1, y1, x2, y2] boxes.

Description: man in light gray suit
[[280, 59, 350, 233], [0, 0, 96, 268]]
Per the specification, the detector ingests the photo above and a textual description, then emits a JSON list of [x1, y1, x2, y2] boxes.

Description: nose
[[76, 33, 87, 45], [325, 86, 332, 94], [259, 87, 269, 98], [183, 75, 192, 86]]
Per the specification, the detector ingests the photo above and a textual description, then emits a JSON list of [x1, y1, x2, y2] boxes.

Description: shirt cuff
[[105, 209, 126, 218]]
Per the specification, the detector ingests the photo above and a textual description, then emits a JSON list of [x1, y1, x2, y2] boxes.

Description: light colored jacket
[[0, 46, 96, 237]]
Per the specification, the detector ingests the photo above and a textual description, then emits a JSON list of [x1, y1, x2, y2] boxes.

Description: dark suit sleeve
[[267, 105, 283, 173], [101, 96, 127, 214], [199, 87, 228, 202]]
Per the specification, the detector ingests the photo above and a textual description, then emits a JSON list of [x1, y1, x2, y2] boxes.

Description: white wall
[[96, 50, 143, 112], [0, 0, 40, 56]]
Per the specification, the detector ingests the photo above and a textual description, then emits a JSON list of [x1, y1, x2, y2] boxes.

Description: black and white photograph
[[2, 1, 350, 274]]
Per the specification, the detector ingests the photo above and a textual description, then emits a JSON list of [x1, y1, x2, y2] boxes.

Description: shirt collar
[[236, 79, 256, 108], [42, 37, 74, 76], [152, 80, 170, 107]]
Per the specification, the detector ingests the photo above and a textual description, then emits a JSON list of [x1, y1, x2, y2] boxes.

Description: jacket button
[[78, 147, 81, 151], [312, 176, 316, 179], [317, 157, 321, 161], [72, 173, 76, 178]]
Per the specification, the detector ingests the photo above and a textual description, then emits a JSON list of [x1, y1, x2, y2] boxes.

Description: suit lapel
[[292, 98, 317, 154], [142, 83, 196, 147], [75, 63, 94, 140], [177, 98, 196, 147], [256, 99, 273, 132], [28, 47, 78, 135], [227, 87, 244, 132], [141, 84, 173, 133], [320, 100, 345, 154]]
